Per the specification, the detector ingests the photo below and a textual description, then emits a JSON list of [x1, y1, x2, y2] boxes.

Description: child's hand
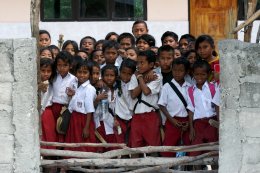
[[114, 118, 120, 127], [82, 126, 90, 139], [96, 79, 105, 89], [144, 71, 157, 83], [96, 92, 108, 102], [189, 127, 195, 141], [118, 49, 127, 58], [171, 118, 182, 128], [181, 122, 189, 131], [38, 81, 49, 93], [66, 87, 75, 97]]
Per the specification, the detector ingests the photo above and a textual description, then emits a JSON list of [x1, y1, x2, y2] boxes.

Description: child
[[94, 65, 118, 152], [102, 40, 120, 67], [174, 47, 182, 59], [132, 20, 149, 38], [88, 61, 101, 88], [40, 47, 53, 59], [39, 30, 51, 48], [95, 39, 108, 51], [161, 31, 179, 48], [70, 55, 84, 75], [136, 34, 156, 51], [65, 61, 97, 152], [158, 58, 191, 157], [62, 40, 79, 56], [77, 50, 89, 60], [179, 34, 196, 54], [51, 51, 77, 142], [188, 60, 220, 157], [90, 49, 105, 67], [158, 45, 174, 85], [129, 50, 161, 149], [48, 45, 60, 59], [80, 36, 96, 55], [184, 49, 197, 68], [195, 35, 219, 82], [118, 33, 135, 50], [126, 47, 138, 61], [105, 32, 119, 41], [114, 59, 136, 145]]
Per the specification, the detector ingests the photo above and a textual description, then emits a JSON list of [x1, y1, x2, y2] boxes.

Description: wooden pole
[[244, 0, 257, 42], [40, 141, 126, 148], [256, 24, 260, 43]]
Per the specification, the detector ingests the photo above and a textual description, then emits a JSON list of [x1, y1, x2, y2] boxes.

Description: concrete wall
[[219, 40, 260, 173], [0, 39, 40, 173]]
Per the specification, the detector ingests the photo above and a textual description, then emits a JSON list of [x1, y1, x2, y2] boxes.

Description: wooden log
[[244, 0, 258, 42], [125, 152, 218, 173], [256, 24, 260, 43], [160, 170, 217, 173], [232, 9, 260, 34], [41, 152, 218, 168], [69, 166, 135, 173], [40, 141, 126, 148]]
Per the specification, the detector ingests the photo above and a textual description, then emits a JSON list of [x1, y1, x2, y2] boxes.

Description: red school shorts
[[114, 116, 131, 146], [130, 111, 161, 148], [161, 117, 190, 157], [189, 116, 218, 156], [65, 111, 96, 152]]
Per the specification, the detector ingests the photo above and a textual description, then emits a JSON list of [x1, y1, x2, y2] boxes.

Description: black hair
[[87, 60, 100, 74], [138, 50, 156, 64], [195, 35, 217, 56], [54, 51, 73, 68], [77, 49, 89, 57], [70, 55, 84, 75], [94, 39, 108, 50], [101, 64, 118, 78], [74, 60, 91, 75], [105, 32, 119, 40], [48, 45, 59, 51], [192, 59, 211, 74], [179, 34, 196, 43], [89, 49, 103, 61], [183, 49, 197, 59], [132, 20, 148, 30], [136, 34, 156, 47], [161, 31, 179, 43], [39, 30, 51, 39], [126, 46, 139, 53], [102, 40, 119, 52], [40, 57, 53, 68], [80, 36, 96, 49], [172, 57, 190, 72], [117, 32, 135, 47], [119, 58, 137, 73], [62, 40, 79, 54], [40, 47, 53, 59], [158, 45, 175, 56]]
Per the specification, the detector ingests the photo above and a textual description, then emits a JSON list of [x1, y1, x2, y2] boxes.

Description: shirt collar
[[171, 78, 190, 87], [80, 80, 90, 87]]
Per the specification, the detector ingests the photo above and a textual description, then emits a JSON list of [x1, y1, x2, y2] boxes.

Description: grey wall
[[219, 40, 260, 173], [0, 39, 40, 173]]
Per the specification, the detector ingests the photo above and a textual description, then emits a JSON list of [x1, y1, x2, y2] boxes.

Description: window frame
[[40, 0, 147, 22]]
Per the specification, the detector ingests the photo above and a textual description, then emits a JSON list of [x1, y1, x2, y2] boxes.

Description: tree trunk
[[244, 0, 257, 42]]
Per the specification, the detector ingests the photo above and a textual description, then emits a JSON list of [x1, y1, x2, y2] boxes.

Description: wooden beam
[[40, 141, 126, 148], [244, 0, 258, 42]]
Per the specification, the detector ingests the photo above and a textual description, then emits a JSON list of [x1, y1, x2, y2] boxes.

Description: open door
[[189, 0, 237, 47]]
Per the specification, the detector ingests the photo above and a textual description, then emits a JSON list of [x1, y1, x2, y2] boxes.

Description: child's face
[[159, 51, 174, 72], [77, 52, 88, 60], [174, 49, 182, 59], [39, 34, 51, 48], [108, 35, 118, 41], [40, 50, 52, 59], [65, 43, 75, 56], [120, 38, 132, 49], [104, 48, 118, 65], [94, 50, 105, 65], [40, 65, 52, 81], [132, 23, 148, 38], [172, 64, 186, 83], [136, 39, 150, 51], [76, 66, 90, 84], [137, 55, 153, 74], [51, 48, 59, 59], [187, 52, 197, 65], [126, 49, 137, 61], [193, 67, 209, 86], [57, 59, 70, 77], [163, 36, 178, 48], [197, 41, 214, 60], [103, 69, 116, 87], [81, 38, 94, 54], [120, 67, 133, 83], [91, 66, 100, 85], [95, 43, 103, 50], [179, 38, 189, 54]]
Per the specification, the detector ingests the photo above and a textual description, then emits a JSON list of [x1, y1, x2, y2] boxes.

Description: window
[[41, 0, 147, 21], [238, 0, 260, 20]]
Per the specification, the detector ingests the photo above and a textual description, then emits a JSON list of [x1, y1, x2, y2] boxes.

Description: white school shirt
[[52, 73, 77, 105], [68, 80, 96, 114], [158, 79, 191, 118], [187, 82, 220, 120], [115, 81, 133, 120], [128, 73, 161, 114], [94, 88, 117, 135], [41, 84, 53, 112]]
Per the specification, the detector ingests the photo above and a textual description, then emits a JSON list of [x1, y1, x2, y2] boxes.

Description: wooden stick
[[232, 9, 260, 33], [160, 170, 218, 173], [41, 153, 218, 168], [256, 23, 260, 43], [69, 166, 135, 173], [40, 141, 126, 148], [244, 0, 258, 42]]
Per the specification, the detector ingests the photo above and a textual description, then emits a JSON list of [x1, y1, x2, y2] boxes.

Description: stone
[[0, 110, 14, 134], [0, 83, 12, 106], [0, 134, 14, 164], [240, 83, 260, 108]]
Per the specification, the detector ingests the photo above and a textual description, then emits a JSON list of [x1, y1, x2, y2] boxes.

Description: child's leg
[[130, 115, 145, 148]]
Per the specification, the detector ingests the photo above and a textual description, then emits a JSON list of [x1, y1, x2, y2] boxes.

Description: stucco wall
[[0, 39, 40, 173], [219, 40, 260, 173]]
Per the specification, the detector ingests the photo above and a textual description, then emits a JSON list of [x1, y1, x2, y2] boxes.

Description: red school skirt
[[114, 116, 131, 146], [65, 111, 96, 152], [51, 103, 65, 142]]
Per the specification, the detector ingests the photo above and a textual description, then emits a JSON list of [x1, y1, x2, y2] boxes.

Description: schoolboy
[[132, 20, 149, 39], [161, 31, 179, 48]]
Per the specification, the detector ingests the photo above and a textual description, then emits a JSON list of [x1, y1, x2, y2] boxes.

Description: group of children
[[39, 20, 220, 163]]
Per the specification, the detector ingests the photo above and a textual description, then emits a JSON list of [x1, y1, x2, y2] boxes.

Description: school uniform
[[158, 79, 191, 157], [114, 81, 133, 144], [187, 82, 220, 156], [65, 80, 97, 152], [51, 73, 76, 142], [94, 88, 117, 152], [128, 74, 162, 148]]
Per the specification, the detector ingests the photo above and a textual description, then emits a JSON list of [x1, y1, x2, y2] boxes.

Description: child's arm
[[137, 74, 151, 96], [83, 113, 92, 138], [94, 92, 107, 107], [159, 105, 182, 128], [215, 105, 219, 121], [188, 110, 195, 141]]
